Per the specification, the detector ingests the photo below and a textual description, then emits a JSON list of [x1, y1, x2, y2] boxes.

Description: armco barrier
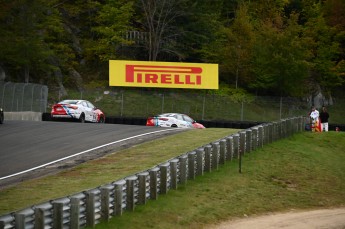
[[0, 117, 305, 229]]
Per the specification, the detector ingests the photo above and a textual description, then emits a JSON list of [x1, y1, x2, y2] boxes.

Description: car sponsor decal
[[62, 105, 74, 118], [154, 116, 159, 126]]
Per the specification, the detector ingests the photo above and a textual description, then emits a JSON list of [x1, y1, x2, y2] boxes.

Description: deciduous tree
[[250, 12, 309, 96]]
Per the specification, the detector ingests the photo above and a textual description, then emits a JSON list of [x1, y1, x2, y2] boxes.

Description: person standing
[[310, 106, 321, 132], [320, 106, 330, 132]]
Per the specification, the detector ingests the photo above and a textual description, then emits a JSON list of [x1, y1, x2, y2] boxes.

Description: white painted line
[[0, 128, 180, 181]]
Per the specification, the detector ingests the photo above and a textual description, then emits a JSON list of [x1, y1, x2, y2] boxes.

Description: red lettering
[[137, 73, 142, 83], [161, 74, 172, 84], [196, 75, 201, 85], [125, 65, 135, 82], [185, 75, 195, 85], [145, 74, 158, 83], [174, 75, 184, 84], [125, 64, 204, 85]]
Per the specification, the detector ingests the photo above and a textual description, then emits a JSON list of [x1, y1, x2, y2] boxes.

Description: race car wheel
[[98, 116, 105, 123], [79, 113, 85, 123], [171, 124, 178, 128]]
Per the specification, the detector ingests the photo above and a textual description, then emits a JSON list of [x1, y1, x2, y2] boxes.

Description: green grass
[[0, 128, 238, 215], [1, 129, 344, 229], [90, 131, 345, 229]]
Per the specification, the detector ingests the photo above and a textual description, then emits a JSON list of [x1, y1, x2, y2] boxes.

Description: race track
[[0, 120, 182, 185]]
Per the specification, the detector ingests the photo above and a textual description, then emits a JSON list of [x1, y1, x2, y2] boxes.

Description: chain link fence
[[2, 83, 342, 124], [0, 82, 48, 112], [57, 88, 321, 122]]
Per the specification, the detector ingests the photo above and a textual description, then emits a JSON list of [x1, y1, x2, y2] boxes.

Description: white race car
[[146, 113, 205, 128], [51, 100, 105, 123]]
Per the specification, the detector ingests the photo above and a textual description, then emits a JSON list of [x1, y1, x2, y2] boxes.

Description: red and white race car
[[146, 113, 205, 129], [51, 100, 105, 123]]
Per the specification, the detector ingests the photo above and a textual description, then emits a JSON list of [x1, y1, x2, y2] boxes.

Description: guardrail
[[0, 117, 305, 229]]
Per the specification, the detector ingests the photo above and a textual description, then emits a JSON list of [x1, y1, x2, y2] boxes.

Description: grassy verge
[[1, 130, 344, 229], [0, 128, 238, 215], [91, 131, 345, 229]]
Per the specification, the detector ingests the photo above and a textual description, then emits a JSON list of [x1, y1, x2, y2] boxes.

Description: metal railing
[[0, 117, 305, 229]]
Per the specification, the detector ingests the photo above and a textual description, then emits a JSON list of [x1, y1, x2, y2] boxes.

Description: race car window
[[81, 101, 88, 107], [61, 100, 77, 104], [176, 114, 183, 121], [183, 115, 194, 123], [86, 101, 95, 109]]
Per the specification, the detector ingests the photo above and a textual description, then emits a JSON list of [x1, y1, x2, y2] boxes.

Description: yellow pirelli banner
[[109, 60, 218, 89]]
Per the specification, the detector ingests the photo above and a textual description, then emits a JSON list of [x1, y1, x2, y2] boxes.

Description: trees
[[250, 12, 309, 97], [0, 0, 343, 99], [135, 0, 188, 61], [220, 3, 254, 89], [87, 0, 135, 62], [302, 2, 342, 103], [0, 0, 57, 83]]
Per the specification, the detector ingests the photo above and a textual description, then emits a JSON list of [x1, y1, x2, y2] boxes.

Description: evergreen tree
[[302, 2, 341, 99], [0, 0, 56, 83], [250, 11, 309, 96]]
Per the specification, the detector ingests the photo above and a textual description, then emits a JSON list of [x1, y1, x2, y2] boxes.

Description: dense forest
[[0, 0, 344, 101]]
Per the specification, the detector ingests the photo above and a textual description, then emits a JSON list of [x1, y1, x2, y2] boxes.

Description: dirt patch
[[210, 208, 345, 229]]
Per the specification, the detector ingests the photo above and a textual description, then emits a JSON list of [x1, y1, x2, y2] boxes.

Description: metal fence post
[[204, 145, 212, 172], [70, 196, 81, 229], [52, 201, 64, 229], [149, 167, 159, 200], [251, 128, 258, 151], [211, 142, 219, 170], [85, 190, 96, 228], [226, 136, 234, 161], [258, 125, 264, 148], [239, 131, 246, 156], [100, 185, 112, 222], [219, 139, 227, 164], [114, 180, 125, 216], [126, 176, 137, 211], [170, 159, 179, 190], [268, 123, 273, 143], [138, 172, 149, 204], [188, 152, 196, 180], [196, 148, 204, 176], [159, 163, 169, 194], [179, 155, 187, 185], [15, 210, 29, 229], [245, 129, 252, 153], [34, 208, 45, 229], [233, 134, 240, 159]]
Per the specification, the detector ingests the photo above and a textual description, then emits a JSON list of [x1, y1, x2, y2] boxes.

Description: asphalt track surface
[[0, 120, 184, 188]]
